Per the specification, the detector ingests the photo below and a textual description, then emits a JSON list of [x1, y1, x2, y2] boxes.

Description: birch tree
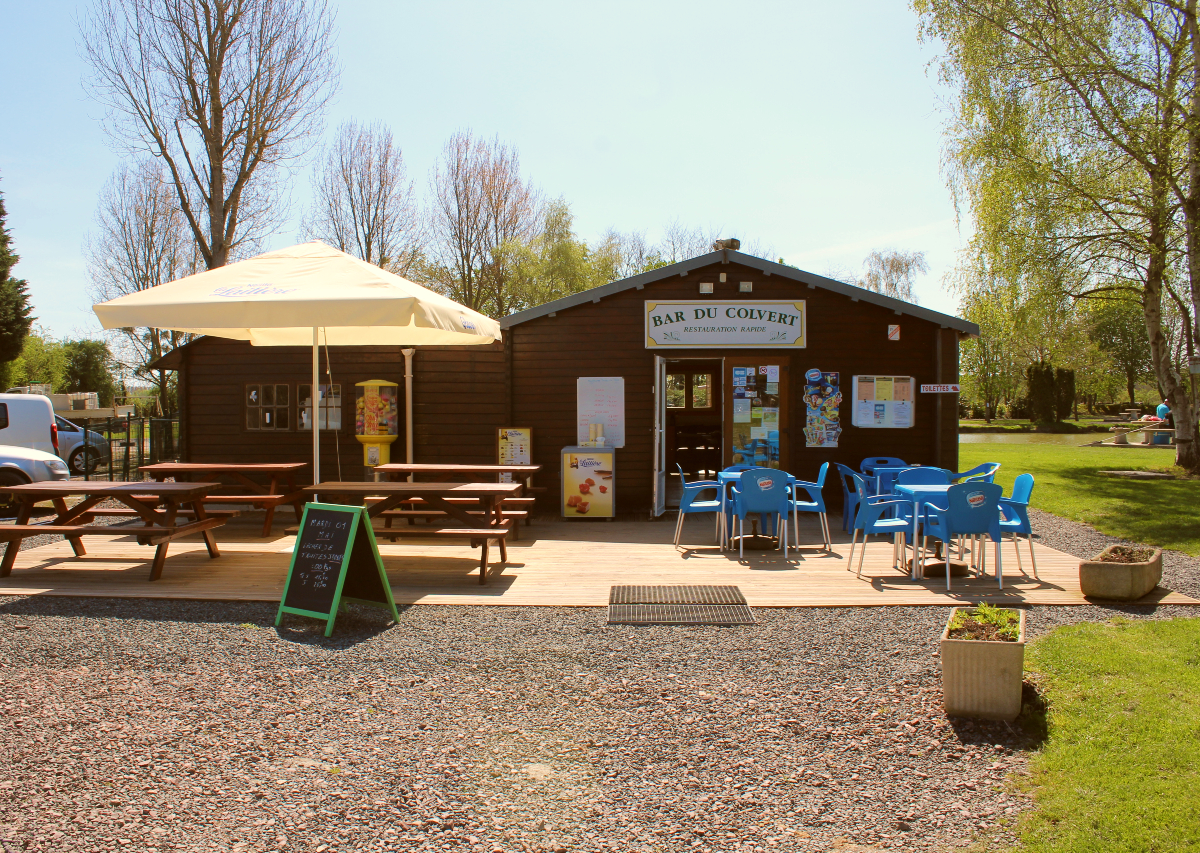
[[916, 0, 1200, 469]]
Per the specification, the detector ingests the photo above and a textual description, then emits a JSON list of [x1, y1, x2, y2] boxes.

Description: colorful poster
[[733, 367, 750, 386], [733, 398, 752, 423], [851, 376, 915, 429], [761, 407, 779, 428], [802, 368, 842, 448]]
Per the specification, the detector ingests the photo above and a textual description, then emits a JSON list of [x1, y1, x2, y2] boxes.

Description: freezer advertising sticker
[[966, 490, 987, 508], [563, 450, 614, 517]]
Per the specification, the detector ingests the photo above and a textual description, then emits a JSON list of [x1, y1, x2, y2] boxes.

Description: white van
[[0, 394, 59, 457]]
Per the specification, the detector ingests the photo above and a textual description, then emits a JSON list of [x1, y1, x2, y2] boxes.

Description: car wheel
[[0, 470, 30, 517], [69, 447, 101, 475]]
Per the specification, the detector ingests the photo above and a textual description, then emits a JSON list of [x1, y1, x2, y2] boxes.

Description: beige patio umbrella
[[93, 240, 501, 483]]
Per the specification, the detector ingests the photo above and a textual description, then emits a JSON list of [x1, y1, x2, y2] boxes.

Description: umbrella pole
[[312, 327, 320, 487], [403, 348, 415, 482]]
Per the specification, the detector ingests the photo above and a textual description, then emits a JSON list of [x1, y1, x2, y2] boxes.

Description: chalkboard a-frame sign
[[275, 502, 399, 636]]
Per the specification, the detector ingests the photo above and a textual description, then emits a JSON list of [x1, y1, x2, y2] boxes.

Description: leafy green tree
[[500, 199, 609, 314], [62, 339, 117, 406], [916, 0, 1200, 469], [4, 330, 66, 392], [1085, 298, 1153, 406], [0, 186, 34, 366]]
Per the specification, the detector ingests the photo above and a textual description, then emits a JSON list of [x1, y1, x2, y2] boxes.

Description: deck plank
[[0, 516, 1194, 607]]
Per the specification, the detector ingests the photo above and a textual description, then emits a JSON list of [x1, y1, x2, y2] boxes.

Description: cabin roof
[[498, 249, 979, 336]]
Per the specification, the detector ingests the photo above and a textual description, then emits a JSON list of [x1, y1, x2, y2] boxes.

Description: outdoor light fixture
[[719, 273, 727, 283], [699, 282, 714, 294], [739, 281, 753, 292]]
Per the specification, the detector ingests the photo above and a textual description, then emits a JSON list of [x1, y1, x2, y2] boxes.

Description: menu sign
[[852, 376, 915, 429], [275, 503, 399, 636], [645, 301, 806, 348], [497, 428, 532, 483]]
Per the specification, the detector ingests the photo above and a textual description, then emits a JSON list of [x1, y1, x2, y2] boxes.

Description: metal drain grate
[[609, 585, 747, 606], [607, 604, 756, 626]]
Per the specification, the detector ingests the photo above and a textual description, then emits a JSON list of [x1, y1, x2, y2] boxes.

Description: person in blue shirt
[[1157, 399, 1174, 429]]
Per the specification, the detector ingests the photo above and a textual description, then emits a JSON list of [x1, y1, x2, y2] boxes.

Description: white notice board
[[577, 377, 626, 447], [852, 375, 915, 428]]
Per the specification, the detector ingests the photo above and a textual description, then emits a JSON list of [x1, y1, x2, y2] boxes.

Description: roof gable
[[499, 249, 979, 336]]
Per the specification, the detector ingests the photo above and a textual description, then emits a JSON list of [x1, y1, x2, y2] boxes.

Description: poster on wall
[[802, 368, 842, 448], [852, 376, 915, 428], [497, 428, 532, 483]]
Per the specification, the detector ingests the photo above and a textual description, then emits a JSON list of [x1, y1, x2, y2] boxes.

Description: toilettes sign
[[645, 300, 806, 348]]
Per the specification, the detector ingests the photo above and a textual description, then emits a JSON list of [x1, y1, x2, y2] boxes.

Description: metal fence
[[76, 417, 181, 481]]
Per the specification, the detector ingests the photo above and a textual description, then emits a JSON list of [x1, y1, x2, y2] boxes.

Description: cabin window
[[666, 374, 688, 408], [667, 372, 714, 410], [299, 384, 342, 430], [245, 384, 290, 430]]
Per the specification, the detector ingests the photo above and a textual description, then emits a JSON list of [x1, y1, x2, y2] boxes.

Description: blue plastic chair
[[999, 473, 1038, 579], [730, 468, 792, 558], [674, 464, 723, 548], [917, 482, 1004, 590], [953, 462, 1001, 483], [846, 480, 919, 578], [860, 456, 907, 494], [788, 462, 831, 550], [834, 463, 863, 533], [895, 467, 953, 488]]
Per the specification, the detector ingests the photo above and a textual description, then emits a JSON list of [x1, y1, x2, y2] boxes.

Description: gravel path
[[1, 510, 1195, 853]]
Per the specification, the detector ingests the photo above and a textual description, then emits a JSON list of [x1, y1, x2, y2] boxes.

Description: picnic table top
[[373, 463, 541, 474], [306, 481, 523, 496], [0, 481, 220, 499], [139, 462, 309, 474]]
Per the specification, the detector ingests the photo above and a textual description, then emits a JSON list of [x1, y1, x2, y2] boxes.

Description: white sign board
[[920, 384, 961, 393], [645, 300, 806, 349], [852, 376, 915, 429], [577, 377, 625, 447]]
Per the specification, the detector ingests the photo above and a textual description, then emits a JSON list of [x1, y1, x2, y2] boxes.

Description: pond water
[[958, 432, 1101, 446]]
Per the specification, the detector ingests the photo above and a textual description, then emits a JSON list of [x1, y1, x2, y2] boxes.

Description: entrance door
[[652, 355, 667, 518], [665, 360, 723, 492], [724, 357, 789, 470]]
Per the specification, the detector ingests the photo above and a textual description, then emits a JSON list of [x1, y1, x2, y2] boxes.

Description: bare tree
[[82, 0, 339, 269], [858, 249, 928, 303], [87, 159, 198, 416], [426, 131, 540, 317], [303, 120, 422, 277]]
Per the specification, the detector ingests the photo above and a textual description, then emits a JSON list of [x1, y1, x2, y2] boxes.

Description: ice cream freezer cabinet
[[561, 446, 615, 518]]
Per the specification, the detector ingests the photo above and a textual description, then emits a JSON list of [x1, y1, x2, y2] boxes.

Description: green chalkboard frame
[[275, 502, 400, 636]]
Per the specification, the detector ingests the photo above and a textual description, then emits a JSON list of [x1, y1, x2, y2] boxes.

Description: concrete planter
[[940, 608, 1026, 721], [1079, 546, 1163, 601]]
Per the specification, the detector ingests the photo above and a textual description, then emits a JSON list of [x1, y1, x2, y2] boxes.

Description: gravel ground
[[1, 510, 1196, 853]]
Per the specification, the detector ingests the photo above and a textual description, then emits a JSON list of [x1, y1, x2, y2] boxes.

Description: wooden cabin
[[158, 249, 978, 516]]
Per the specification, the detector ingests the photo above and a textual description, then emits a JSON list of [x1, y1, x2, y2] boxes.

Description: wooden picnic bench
[[372, 463, 542, 527], [0, 481, 226, 581], [302, 481, 522, 584], [139, 462, 309, 536]]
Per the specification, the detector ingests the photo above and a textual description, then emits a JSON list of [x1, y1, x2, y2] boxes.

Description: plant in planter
[[940, 604, 1026, 721], [1079, 544, 1162, 601]]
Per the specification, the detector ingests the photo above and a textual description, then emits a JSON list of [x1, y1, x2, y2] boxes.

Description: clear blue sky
[[0, 1, 967, 338]]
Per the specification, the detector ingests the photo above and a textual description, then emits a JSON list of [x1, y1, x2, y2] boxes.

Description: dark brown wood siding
[[509, 259, 963, 513], [180, 338, 505, 483], [174, 258, 965, 510]]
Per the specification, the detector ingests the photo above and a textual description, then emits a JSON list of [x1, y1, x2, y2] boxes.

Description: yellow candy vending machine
[[562, 446, 615, 518], [355, 380, 399, 470]]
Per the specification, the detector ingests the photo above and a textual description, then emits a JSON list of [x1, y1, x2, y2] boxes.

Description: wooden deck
[[0, 514, 1195, 607]]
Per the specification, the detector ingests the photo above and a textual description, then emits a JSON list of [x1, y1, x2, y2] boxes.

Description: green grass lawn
[[958, 442, 1200, 555], [1014, 618, 1200, 852], [960, 418, 1112, 433]]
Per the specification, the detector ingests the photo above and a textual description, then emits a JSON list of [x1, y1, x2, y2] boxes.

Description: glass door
[[724, 357, 788, 470]]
